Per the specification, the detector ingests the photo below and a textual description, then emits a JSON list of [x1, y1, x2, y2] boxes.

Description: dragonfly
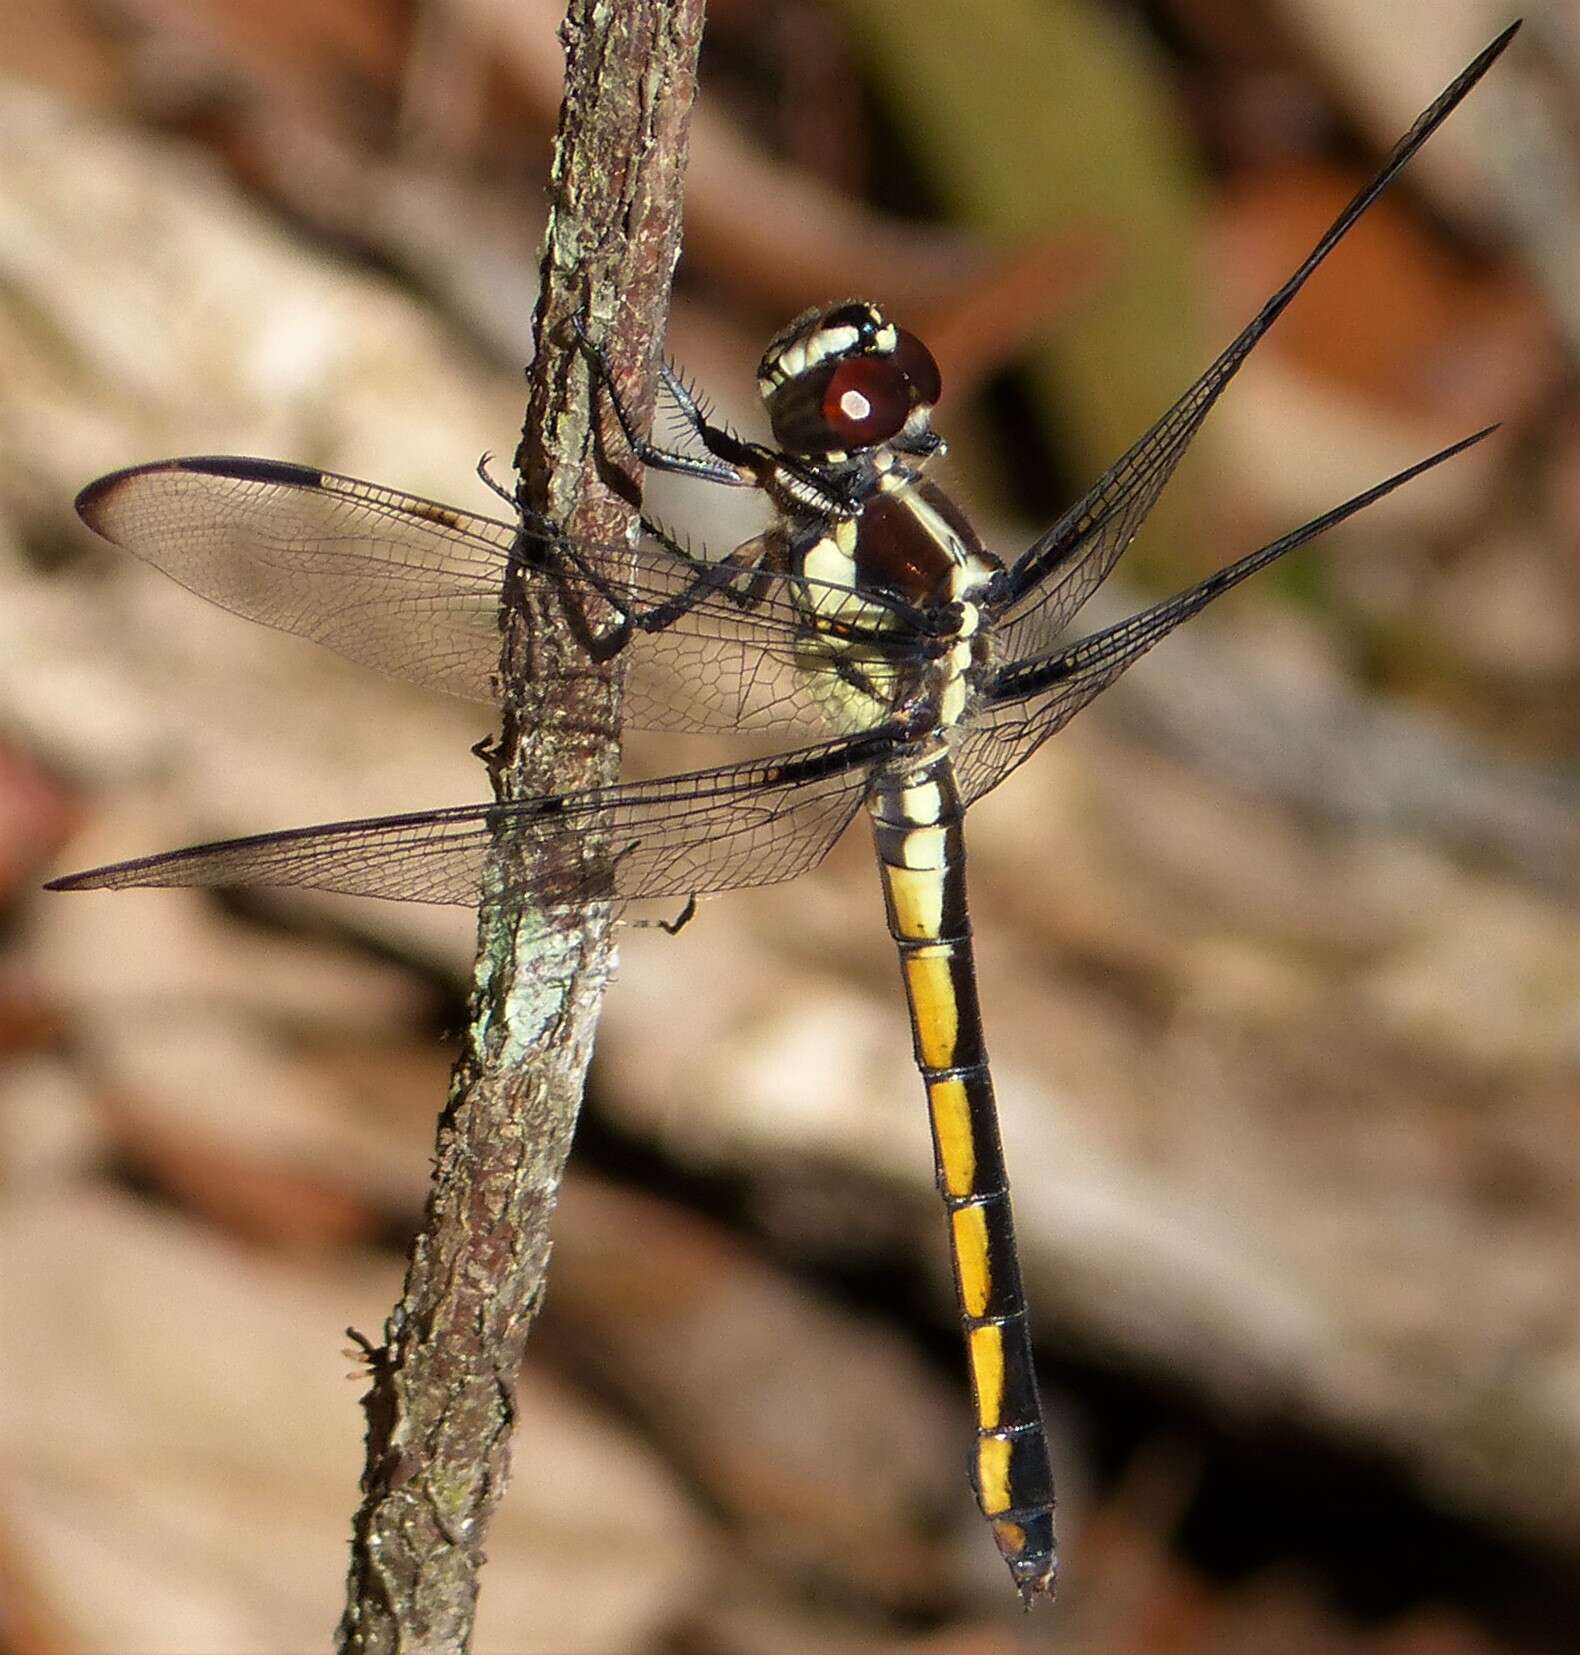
[[48, 26, 1515, 1603]]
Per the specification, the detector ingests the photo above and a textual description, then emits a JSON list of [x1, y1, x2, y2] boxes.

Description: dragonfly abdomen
[[868, 759, 1057, 1602]]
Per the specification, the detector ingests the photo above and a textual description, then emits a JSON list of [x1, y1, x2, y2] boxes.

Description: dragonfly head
[[757, 302, 942, 460]]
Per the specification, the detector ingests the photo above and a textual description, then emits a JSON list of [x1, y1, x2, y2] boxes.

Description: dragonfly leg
[[521, 515, 780, 665], [474, 451, 516, 509], [572, 311, 765, 486], [635, 892, 698, 935]]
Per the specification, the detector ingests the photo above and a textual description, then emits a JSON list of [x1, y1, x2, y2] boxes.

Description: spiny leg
[[521, 509, 782, 665], [474, 451, 517, 510], [571, 311, 762, 485], [573, 312, 858, 515]]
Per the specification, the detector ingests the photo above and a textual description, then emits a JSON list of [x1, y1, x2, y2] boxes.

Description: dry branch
[[336, 3, 705, 1648]]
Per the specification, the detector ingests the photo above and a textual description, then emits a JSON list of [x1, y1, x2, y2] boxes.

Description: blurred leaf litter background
[[1, 0, 1578, 1650]]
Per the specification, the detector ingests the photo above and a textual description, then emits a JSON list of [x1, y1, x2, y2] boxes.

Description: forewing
[[46, 730, 893, 907], [77, 458, 515, 703], [959, 428, 1496, 803], [75, 458, 920, 738], [990, 25, 1517, 664]]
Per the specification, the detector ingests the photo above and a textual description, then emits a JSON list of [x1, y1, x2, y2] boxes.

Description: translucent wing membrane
[[76, 458, 927, 738], [957, 427, 1497, 803], [45, 729, 897, 907], [56, 32, 1513, 925], [989, 22, 1518, 665], [57, 433, 1490, 906]]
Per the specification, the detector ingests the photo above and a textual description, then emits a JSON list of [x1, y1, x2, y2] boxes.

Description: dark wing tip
[[75, 456, 327, 529], [1463, 19, 1521, 86], [74, 465, 146, 524], [42, 838, 228, 894], [42, 870, 107, 893]]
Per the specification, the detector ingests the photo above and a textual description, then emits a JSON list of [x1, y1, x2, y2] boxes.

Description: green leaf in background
[[837, 0, 1210, 582]]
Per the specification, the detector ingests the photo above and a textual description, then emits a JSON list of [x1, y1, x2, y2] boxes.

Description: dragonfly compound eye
[[819, 357, 913, 447], [892, 328, 942, 408], [759, 302, 943, 454], [764, 329, 941, 454]]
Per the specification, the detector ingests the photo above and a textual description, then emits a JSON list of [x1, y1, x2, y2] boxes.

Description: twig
[[335, 2, 705, 1648]]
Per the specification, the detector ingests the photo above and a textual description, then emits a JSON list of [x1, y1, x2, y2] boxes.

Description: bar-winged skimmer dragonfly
[[49, 28, 1515, 1602]]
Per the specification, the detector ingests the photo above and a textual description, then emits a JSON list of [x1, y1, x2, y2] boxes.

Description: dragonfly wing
[[45, 729, 894, 907], [989, 24, 1517, 664], [76, 458, 919, 739], [958, 429, 1496, 804], [78, 458, 515, 705]]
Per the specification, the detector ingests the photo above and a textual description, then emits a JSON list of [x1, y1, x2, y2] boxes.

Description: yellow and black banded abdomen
[[868, 761, 1057, 1602]]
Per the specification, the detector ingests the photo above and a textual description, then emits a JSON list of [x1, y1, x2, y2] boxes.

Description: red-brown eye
[[893, 329, 941, 405], [820, 358, 911, 446]]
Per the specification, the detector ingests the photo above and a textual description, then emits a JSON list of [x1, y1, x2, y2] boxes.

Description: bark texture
[[337, 3, 705, 1648]]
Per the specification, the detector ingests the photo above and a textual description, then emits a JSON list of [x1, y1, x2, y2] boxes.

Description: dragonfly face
[[47, 24, 1518, 1603]]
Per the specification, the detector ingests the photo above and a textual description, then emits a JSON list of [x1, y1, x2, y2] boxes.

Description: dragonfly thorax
[[755, 306, 999, 732], [790, 470, 1002, 736], [794, 478, 1000, 607]]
